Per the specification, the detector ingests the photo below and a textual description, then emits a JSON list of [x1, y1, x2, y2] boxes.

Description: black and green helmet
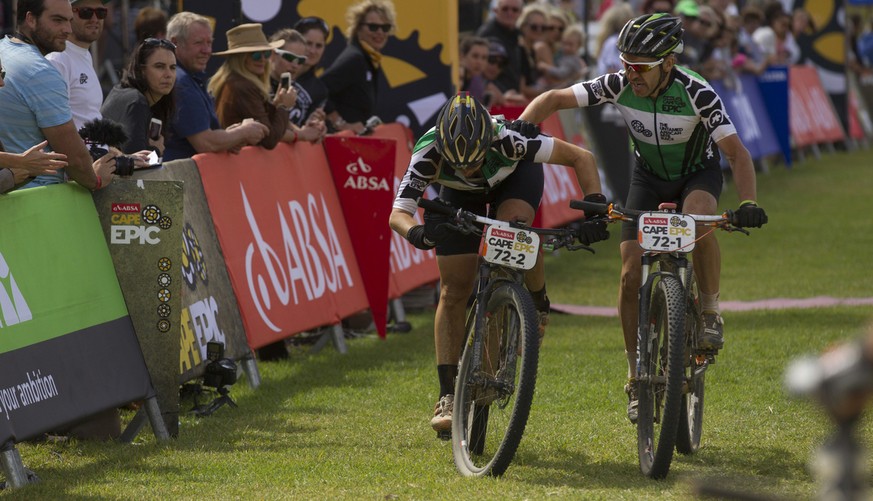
[[616, 14, 684, 58]]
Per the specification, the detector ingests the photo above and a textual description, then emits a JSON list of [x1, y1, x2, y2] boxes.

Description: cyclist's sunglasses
[[294, 16, 329, 34], [364, 23, 392, 33], [72, 7, 108, 20], [249, 50, 273, 62], [275, 49, 307, 65], [143, 38, 176, 52], [619, 54, 664, 74]]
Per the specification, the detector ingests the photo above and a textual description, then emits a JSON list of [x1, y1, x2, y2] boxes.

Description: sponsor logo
[[490, 228, 515, 239], [661, 96, 685, 113], [179, 295, 227, 373], [643, 216, 668, 225], [408, 178, 427, 191], [659, 122, 684, 141], [110, 203, 172, 245], [631, 120, 653, 138], [0, 251, 32, 328], [342, 157, 391, 191], [590, 80, 604, 100], [112, 203, 140, 213], [709, 110, 725, 128], [181, 223, 208, 290], [241, 186, 354, 332]]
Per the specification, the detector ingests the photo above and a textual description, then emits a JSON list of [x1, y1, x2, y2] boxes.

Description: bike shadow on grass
[[514, 441, 809, 495]]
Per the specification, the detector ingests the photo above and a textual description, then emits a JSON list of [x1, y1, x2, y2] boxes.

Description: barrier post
[[0, 441, 36, 489]]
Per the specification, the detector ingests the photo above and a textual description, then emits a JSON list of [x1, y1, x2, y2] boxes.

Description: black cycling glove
[[578, 219, 609, 246], [423, 201, 456, 242], [733, 201, 768, 228], [506, 119, 541, 139], [405, 225, 435, 251]]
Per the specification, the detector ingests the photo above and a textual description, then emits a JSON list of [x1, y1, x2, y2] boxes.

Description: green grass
[[4, 150, 873, 499]]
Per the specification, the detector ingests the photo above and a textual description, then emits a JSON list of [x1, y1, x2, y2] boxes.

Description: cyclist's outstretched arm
[[519, 87, 578, 125], [389, 207, 418, 242], [548, 138, 603, 197], [716, 133, 757, 203]]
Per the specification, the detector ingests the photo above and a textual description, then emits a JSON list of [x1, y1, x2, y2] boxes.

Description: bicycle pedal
[[436, 430, 451, 441]]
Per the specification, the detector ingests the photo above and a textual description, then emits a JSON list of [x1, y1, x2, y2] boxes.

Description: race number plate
[[637, 212, 696, 252], [482, 225, 540, 270]]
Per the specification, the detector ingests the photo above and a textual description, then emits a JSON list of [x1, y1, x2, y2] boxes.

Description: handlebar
[[418, 198, 595, 253], [569, 199, 749, 234]]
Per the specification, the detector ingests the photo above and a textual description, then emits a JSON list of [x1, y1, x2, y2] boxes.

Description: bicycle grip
[[569, 199, 608, 217], [418, 198, 456, 215]]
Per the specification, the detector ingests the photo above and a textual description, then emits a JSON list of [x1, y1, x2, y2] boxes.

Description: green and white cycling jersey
[[571, 66, 737, 181], [392, 119, 555, 215]]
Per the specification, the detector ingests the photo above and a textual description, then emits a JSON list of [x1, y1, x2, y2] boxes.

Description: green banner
[[0, 184, 128, 352]]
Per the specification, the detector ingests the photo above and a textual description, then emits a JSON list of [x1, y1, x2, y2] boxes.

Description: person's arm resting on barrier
[[186, 121, 269, 154], [42, 120, 113, 190]]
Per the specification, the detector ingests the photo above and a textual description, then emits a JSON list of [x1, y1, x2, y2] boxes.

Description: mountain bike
[[418, 198, 593, 477], [570, 199, 751, 479]]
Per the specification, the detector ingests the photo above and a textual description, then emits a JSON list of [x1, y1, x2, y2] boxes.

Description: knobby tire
[[452, 281, 539, 477], [637, 275, 686, 479]]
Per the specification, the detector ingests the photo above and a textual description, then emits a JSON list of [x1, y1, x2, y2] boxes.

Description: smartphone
[[148, 118, 163, 141], [280, 72, 292, 89]]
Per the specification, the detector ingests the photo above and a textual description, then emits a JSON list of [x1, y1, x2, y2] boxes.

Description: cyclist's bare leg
[[494, 198, 541, 291], [434, 254, 479, 365], [683, 190, 720, 299], [619, 240, 644, 378]]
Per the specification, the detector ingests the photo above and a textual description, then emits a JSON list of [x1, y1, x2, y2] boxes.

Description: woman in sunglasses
[[320, 0, 396, 134], [101, 38, 177, 157], [208, 23, 296, 149], [519, 14, 767, 424], [267, 28, 326, 144]]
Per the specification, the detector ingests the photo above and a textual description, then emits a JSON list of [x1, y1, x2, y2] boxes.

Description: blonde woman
[[209, 23, 296, 149]]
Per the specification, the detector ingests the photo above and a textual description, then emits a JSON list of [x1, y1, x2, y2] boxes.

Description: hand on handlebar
[[506, 119, 541, 139], [732, 202, 768, 228], [424, 201, 457, 243], [577, 219, 609, 246]]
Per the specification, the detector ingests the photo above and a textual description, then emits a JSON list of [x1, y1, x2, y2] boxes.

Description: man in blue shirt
[[164, 12, 268, 162], [0, 0, 115, 191]]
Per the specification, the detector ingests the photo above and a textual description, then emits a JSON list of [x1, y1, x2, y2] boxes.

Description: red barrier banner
[[194, 144, 368, 349], [790, 66, 846, 147], [323, 136, 395, 338], [371, 124, 440, 298]]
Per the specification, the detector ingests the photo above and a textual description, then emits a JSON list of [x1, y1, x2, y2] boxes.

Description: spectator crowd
[[0, 0, 868, 194]]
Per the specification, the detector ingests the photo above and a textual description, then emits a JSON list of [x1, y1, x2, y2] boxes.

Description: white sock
[[701, 292, 720, 314]]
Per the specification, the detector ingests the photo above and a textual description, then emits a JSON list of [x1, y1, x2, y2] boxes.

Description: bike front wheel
[[637, 275, 686, 479], [452, 281, 539, 477]]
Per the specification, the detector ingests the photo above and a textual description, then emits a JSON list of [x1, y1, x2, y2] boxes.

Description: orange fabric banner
[[323, 136, 396, 338], [370, 124, 440, 298], [789, 66, 846, 147], [194, 144, 368, 349]]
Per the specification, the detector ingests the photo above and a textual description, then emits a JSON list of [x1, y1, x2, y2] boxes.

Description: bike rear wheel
[[677, 266, 705, 454], [452, 281, 539, 477], [637, 275, 686, 479]]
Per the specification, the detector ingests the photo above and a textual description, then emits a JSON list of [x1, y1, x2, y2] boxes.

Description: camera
[[114, 155, 137, 177], [79, 118, 138, 175], [203, 342, 237, 389]]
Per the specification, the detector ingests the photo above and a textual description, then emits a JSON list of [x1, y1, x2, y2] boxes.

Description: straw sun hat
[[213, 23, 283, 56]]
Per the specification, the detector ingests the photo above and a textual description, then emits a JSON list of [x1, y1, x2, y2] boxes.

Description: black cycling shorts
[[621, 163, 724, 242], [435, 160, 544, 256]]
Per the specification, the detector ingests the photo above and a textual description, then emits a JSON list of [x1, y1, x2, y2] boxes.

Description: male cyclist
[[389, 93, 607, 436], [518, 14, 768, 423]]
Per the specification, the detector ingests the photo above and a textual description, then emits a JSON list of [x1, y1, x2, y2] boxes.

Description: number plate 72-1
[[637, 212, 696, 252], [482, 225, 540, 271]]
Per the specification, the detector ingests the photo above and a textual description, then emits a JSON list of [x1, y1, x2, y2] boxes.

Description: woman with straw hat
[[209, 23, 297, 149]]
